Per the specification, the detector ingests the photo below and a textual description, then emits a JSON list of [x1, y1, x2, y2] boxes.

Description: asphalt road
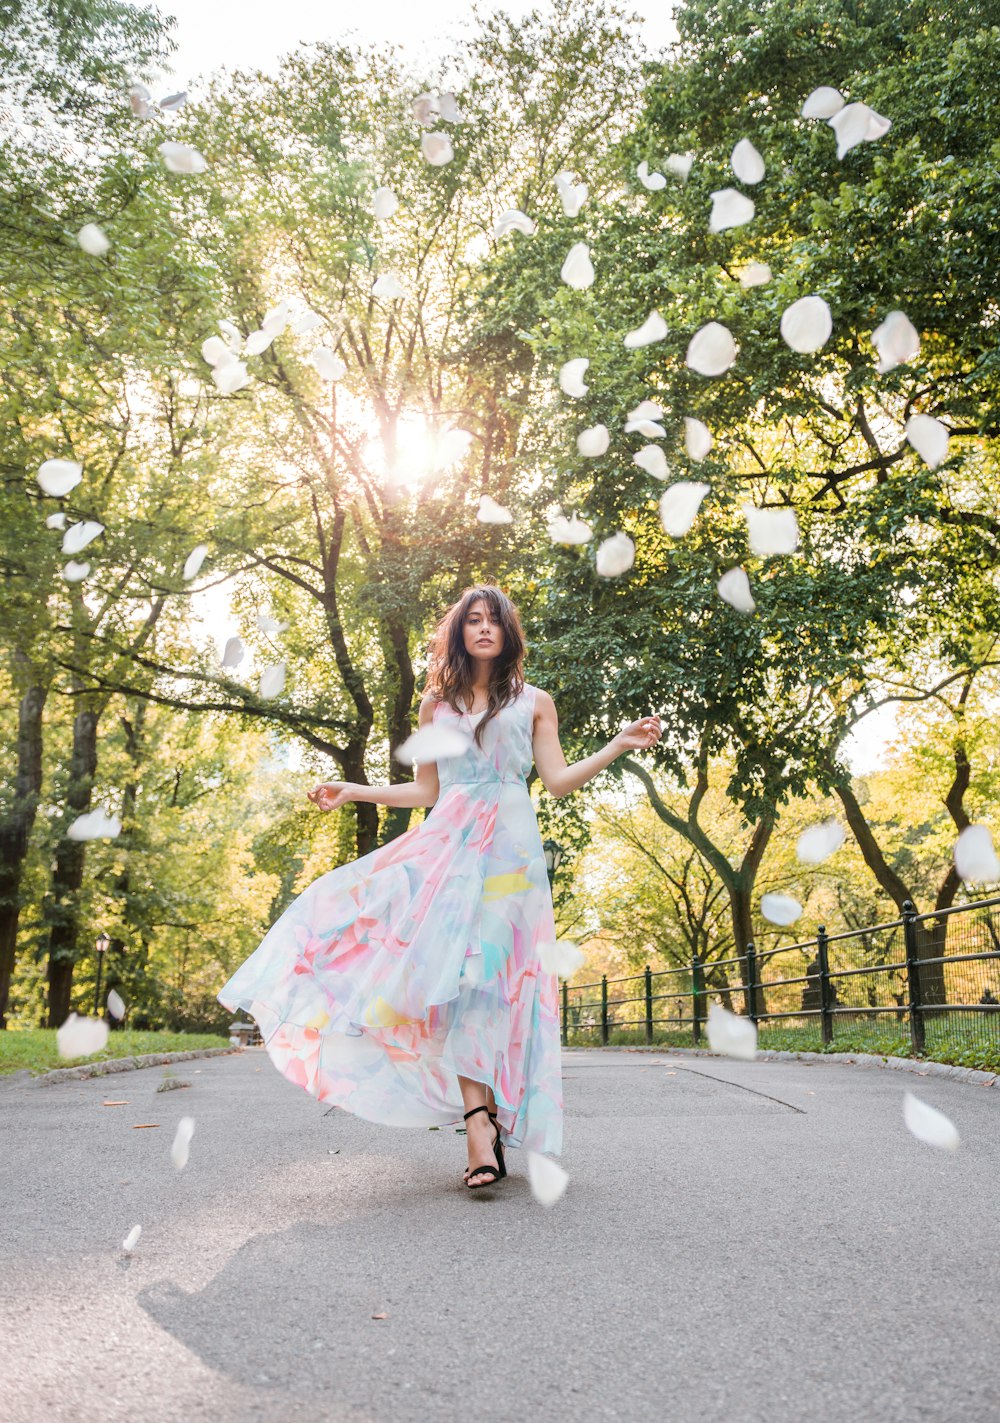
[[3, 1046, 999, 1423]]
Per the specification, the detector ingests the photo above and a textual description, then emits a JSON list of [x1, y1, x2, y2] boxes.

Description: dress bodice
[[433, 684, 537, 789]]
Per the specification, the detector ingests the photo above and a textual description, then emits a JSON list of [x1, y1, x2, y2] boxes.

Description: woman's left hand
[[612, 715, 662, 754]]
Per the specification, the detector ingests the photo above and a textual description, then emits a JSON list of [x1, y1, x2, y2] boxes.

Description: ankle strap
[[463, 1104, 491, 1122]]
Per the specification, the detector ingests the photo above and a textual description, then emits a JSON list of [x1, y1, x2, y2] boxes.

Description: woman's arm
[[308, 694, 441, 811], [531, 689, 661, 799]]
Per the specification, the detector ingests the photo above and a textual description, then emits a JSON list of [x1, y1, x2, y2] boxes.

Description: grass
[[0, 1028, 231, 1077]]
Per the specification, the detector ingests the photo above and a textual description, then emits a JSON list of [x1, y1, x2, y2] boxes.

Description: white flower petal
[[212, 361, 250, 394], [129, 85, 151, 118], [905, 413, 949, 469], [780, 295, 832, 354], [547, 513, 593, 545], [62, 521, 104, 555], [291, 312, 323, 336], [561, 242, 594, 291], [372, 186, 398, 220], [46, 513, 67, 529], [309, 346, 346, 381], [684, 417, 713, 462], [554, 171, 588, 216], [395, 724, 471, 766], [437, 91, 463, 124], [577, 424, 610, 458], [107, 989, 126, 1021], [77, 223, 110, 256], [625, 419, 666, 439], [864, 108, 892, 142], [218, 319, 243, 350], [62, 560, 91, 582], [256, 615, 288, 634], [628, 400, 663, 422], [634, 445, 669, 480], [538, 939, 585, 977], [221, 636, 245, 668], [67, 809, 122, 840], [171, 1116, 196, 1171], [706, 1002, 757, 1060], [527, 1151, 569, 1207], [493, 208, 535, 239], [182, 544, 208, 581], [477, 494, 513, 524], [57, 1012, 110, 1059], [244, 328, 274, 356], [731, 138, 765, 185], [738, 261, 772, 288], [829, 102, 891, 159], [431, 428, 474, 471], [421, 131, 453, 166], [157, 140, 207, 175], [665, 152, 694, 181], [717, 567, 755, 612], [159, 91, 187, 113], [744, 505, 799, 556], [903, 1091, 960, 1151], [686, 322, 738, 376], [596, 532, 635, 578], [259, 663, 286, 699], [201, 335, 231, 366], [558, 358, 589, 397], [659, 481, 709, 536], [872, 310, 920, 373], [624, 310, 667, 349], [637, 160, 666, 190], [760, 892, 802, 926], [802, 86, 844, 119], [122, 1224, 142, 1253], [373, 273, 407, 300], [954, 824, 1000, 883], [796, 820, 845, 865], [37, 459, 83, 497], [709, 187, 755, 232], [412, 92, 435, 126]]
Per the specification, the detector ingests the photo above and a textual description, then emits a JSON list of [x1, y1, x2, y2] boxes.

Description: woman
[[217, 585, 661, 1190]]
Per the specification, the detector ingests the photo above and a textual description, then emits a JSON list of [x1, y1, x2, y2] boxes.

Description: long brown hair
[[426, 585, 526, 745]]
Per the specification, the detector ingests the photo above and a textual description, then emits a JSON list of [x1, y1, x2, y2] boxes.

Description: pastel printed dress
[[217, 684, 563, 1156]]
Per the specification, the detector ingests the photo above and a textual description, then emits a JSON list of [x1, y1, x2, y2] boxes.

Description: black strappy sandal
[[463, 1105, 506, 1189], [463, 1111, 505, 1181]]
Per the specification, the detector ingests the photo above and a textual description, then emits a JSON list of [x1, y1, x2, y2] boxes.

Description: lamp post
[[542, 839, 565, 890], [93, 931, 110, 1017]]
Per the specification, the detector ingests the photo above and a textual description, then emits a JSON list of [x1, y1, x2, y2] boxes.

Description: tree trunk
[[45, 703, 99, 1027], [0, 677, 48, 1028], [381, 616, 416, 845]]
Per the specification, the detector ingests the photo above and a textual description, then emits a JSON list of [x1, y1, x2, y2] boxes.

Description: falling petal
[[780, 295, 832, 354], [595, 532, 635, 578], [159, 90, 187, 112], [67, 809, 121, 840], [577, 424, 609, 458], [686, 322, 738, 376], [129, 84, 151, 118], [244, 328, 274, 357], [903, 1092, 960, 1151], [636, 160, 666, 190], [62, 521, 104, 555], [744, 505, 799, 556], [291, 312, 322, 336], [628, 400, 663, 422], [46, 513, 67, 529], [665, 153, 694, 180], [421, 131, 453, 166], [259, 663, 286, 699], [221, 637, 245, 668], [431, 428, 474, 471], [437, 91, 463, 124], [477, 494, 513, 524], [122, 1224, 142, 1253], [201, 335, 231, 366], [625, 419, 665, 439], [905, 414, 949, 469], [954, 825, 1000, 883], [373, 273, 407, 300], [171, 1116, 196, 1170], [761, 892, 802, 926], [554, 171, 588, 216], [717, 567, 755, 612], [706, 1002, 757, 1061], [62, 560, 91, 582], [829, 102, 891, 159], [872, 310, 920, 373], [731, 138, 765, 185], [684, 418, 713, 462], [212, 361, 250, 394], [57, 1012, 110, 1058], [802, 86, 844, 119], [256, 615, 288, 634], [219, 318, 243, 350], [738, 261, 772, 288], [77, 223, 110, 256], [796, 820, 846, 865], [559, 358, 589, 397], [547, 513, 593, 545], [493, 209, 535, 239], [624, 310, 667, 349], [157, 140, 207, 175], [561, 242, 594, 291], [262, 301, 289, 337], [107, 989, 126, 1021], [709, 187, 755, 232], [659, 481, 709, 536], [182, 544, 208, 581], [372, 186, 398, 220], [634, 445, 669, 480], [527, 1151, 569, 1207], [310, 347, 346, 381], [538, 940, 585, 977], [37, 459, 83, 497], [412, 92, 435, 126], [395, 724, 471, 766]]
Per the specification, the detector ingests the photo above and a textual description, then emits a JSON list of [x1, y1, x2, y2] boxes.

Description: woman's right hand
[[307, 782, 357, 812]]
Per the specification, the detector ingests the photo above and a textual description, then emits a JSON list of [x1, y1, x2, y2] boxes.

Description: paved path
[[3, 1047, 999, 1422]]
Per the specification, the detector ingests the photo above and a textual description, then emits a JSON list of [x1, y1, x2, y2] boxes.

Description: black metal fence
[[561, 897, 1000, 1060]]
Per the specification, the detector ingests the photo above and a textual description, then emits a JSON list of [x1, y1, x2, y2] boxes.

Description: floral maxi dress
[[217, 684, 563, 1156]]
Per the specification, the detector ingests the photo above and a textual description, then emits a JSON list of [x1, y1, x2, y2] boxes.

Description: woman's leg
[[458, 1074, 499, 1186]]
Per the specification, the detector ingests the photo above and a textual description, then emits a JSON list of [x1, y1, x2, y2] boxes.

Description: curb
[[565, 1044, 999, 1087], [29, 1045, 242, 1085]]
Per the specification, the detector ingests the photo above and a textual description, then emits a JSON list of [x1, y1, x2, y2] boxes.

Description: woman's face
[[462, 598, 505, 664]]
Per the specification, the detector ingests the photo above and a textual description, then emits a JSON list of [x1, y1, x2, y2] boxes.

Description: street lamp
[[93, 931, 110, 1016], [542, 839, 565, 889]]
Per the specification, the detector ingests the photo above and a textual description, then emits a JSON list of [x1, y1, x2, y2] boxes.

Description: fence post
[[644, 965, 653, 1044], [745, 942, 759, 1024], [902, 900, 926, 1055], [600, 974, 609, 1045], [816, 924, 833, 1047], [561, 979, 568, 1047], [691, 954, 702, 1045]]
